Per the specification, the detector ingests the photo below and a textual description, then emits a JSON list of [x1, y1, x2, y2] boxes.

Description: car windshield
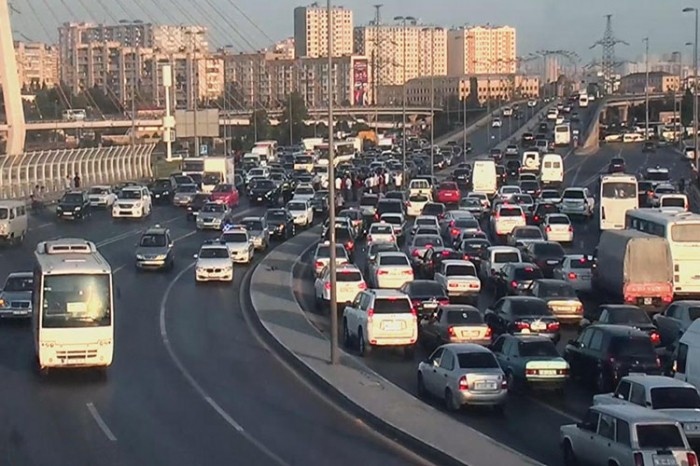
[[602, 182, 636, 199], [336, 270, 362, 282], [369, 243, 399, 256], [519, 340, 559, 357], [548, 216, 569, 225], [374, 299, 412, 314], [177, 184, 197, 193], [287, 202, 306, 211], [515, 228, 542, 239], [266, 211, 286, 221], [494, 251, 520, 263], [371, 225, 393, 234], [410, 282, 445, 296], [213, 184, 232, 193], [513, 194, 533, 205], [313, 192, 328, 200], [446, 264, 476, 276], [455, 219, 479, 229], [382, 216, 401, 225], [423, 205, 445, 215], [416, 218, 436, 226], [140, 234, 166, 247], [0, 208, 7, 220], [534, 243, 565, 256], [201, 204, 225, 213], [440, 182, 457, 190], [62, 193, 83, 203], [457, 352, 500, 369], [461, 199, 480, 207], [379, 255, 409, 266], [153, 180, 171, 189], [89, 187, 109, 194], [4, 276, 33, 292], [296, 187, 314, 195], [651, 387, 700, 410], [513, 267, 543, 280], [521, 181, 539, 190], [41, 274, 111, 328], [360, 196, 379, 206], [446, 310, 483, 324], [540, 282, 576, 298], [254, 180, 275, 190], [646, 170, 670, 182], [316, 245, 348, 258], [636, 424, 685, 449], [499, 207, 522, 217], [606, 308, 651, 325], [199, 248, 230, 259], [119, 190, 141, 200], [662, 197, 686, 208], [242, 220, 263, 231], [414, 236, 443, 247], [202, 173, 221, 185], [511, 300, 550, 316], [563, 190, 585, 199]]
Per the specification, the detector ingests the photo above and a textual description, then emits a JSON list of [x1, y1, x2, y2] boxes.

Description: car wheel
[[358, 331, 371, 357], [342, 320, 351, 348], [417, 373, 427, 399], [506, 371, 519, 393], [563, 441, 578, 466], [444, 388, 460, 412], [595, 371, 609, 393]]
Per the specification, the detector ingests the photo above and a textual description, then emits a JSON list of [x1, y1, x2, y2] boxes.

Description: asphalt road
[[0, 201, 432, 466], [291, 140, 697, 466]]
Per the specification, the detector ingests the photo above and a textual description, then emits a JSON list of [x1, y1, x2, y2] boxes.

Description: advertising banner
[[353, 59, 369, 106]]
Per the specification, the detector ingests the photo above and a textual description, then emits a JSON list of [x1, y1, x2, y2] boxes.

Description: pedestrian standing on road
[[395, 171, 402, 189], [65, 175, 72, 191], [353, 175, 362, 201], [335, 191, 344, 214], [73, 173, 81, 189], [344, 176, 352, 202]]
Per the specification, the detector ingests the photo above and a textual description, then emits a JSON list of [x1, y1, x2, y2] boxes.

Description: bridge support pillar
[[0, 0, 25, 155], [619, 105, 629, 124]]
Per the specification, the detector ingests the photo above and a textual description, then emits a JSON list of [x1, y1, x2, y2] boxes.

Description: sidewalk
[[249, 228, 544, 466]]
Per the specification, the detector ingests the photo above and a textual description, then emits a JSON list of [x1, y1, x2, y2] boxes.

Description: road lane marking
[[528, 398, 581, 423], [86, 402, 117, 442]]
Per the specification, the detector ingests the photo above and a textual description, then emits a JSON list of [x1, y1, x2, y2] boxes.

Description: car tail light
[[406, 201, 412, 207], [650, 331, 661, 345], [449, 283, 459, 288], [346, 241, 354, 250], [324, 282, 331, 290], [426, 244, 434, 249], [412, 299, 422, 308], [451, 228, 460, 236], [315, 261, 324, 268], [485, 327, 492, 337], [367, 308, 374, 322], [449, 220, 456, 227], [656, 356, 662, 368], [358, 282, 367, 290], [557, 368, 569, 375], [688, 452, 698, 466], [441, 250, 451, 257], [547, 322, 560, 331], [458, 375, 469, 391], [448, 326, 456, 337], [633, 452, 644, 466], [412, 249, 421, 257], [545, 226, 552, 232], [374, 213, 379, 221], [516, 321, 530, 330], [438, 298, 450, 305], [377, 270, 389, 275], [403, 270, 413, 275], [533, 215, 539, 222], [511, 280, 519, 289], [526, 369, 538, 375], [568, 225, 574, 233], [568, 272, 577, 280], [367, 235, 373, 242], [501, 379, 508, 389]]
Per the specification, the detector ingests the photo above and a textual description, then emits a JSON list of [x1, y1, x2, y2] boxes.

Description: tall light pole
[[423, 27, 437, 177], [119, 19, 143, 147], [186, 29, 205, 157], [673, 51, 683, 149], [327, 0, 339, 365], [394, 15, 416, 184], [288, 91, 294, 145], [684, 7, 699, 170], [643, 37, 650, 141], [220, 44, 234, 156]]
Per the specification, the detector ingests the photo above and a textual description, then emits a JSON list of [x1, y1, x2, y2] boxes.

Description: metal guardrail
[[0, 144, 155, 200]]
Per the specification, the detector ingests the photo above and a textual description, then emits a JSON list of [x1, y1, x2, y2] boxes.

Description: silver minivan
[[0, 200, 28, 245]]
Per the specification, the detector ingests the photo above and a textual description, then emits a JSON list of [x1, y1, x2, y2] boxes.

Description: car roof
[[143, 226, 168, 235], [7, 271, 32, 279], [591, 403, 681, 423], [585, 324, 651, 337], [534, 278, 569, 286], [440, 343, 493, 353], [621, 374, 695, 389], [368, 289, 408, 298], [503, 295, 546, 303], [443, 259, 474, 266], [241, 216, 264, 222], [377, 251, 408, 258], [200, 243, 228, 250], [488, 246, 520, 252]]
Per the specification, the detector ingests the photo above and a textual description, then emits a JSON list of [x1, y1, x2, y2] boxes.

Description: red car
[[436, 181, 461, 204], [209, 183, 240, 207]]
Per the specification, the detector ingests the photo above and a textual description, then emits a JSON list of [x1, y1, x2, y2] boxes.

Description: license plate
[[652, 456, 678, 466], [531, 322, 546, 331], [476, 382, 497, 390], [644, 298, 652, 305], [381, 321, 402, 331], [464, 330, 481, 338], [13, 311, 27, 316], [540, 370, 557, 376], [257, 197, 263, 201], [547, 260, 559, 265]]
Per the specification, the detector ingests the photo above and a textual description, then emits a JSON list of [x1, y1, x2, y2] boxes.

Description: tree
[[682, 88, 694, 127], [248, 109, 270, 143], [278, 91, 308, 145]]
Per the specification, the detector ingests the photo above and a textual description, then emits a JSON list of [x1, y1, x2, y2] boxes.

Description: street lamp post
[[119, 19, 143, 147], [186, 30, 204, 157], [684, 7, 699, 171], [674, 51, 683, 150], [327, 0, 339, 365], [643, 37, 650, 141], [422, 27, 437, 177], [394, 15, 416, 185], [220, 45, 234, 156]]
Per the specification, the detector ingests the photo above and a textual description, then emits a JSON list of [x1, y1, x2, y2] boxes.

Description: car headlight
[[0, 298, 6, 308], [56, 206, 63, 211], [136, 254, 145, 260], [74, 206, 81, 211], [163, 191, 169, 195], [155, 254, 167, 261]]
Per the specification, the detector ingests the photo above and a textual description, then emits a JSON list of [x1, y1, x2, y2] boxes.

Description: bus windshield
[[601, 182, 636, 199], [41, 274, 111, 328]]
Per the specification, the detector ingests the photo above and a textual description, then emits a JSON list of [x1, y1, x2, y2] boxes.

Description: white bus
[[554, 123, 571, 146], [599, 174, 638, 230], [625, 210, 700, 296], [33, 238, 114, 374]]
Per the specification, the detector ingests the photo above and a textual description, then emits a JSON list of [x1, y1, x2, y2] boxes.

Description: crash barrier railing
[[0, 144, 155, 200]]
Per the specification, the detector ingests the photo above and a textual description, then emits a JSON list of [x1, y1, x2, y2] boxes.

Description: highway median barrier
[[247, 226, 545, 466]]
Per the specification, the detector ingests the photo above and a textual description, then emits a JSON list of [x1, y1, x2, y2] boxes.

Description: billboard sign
[[353, 59, 369, 106]]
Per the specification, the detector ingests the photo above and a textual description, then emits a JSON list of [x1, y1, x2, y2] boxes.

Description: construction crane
[[590, 14, 629, 94]]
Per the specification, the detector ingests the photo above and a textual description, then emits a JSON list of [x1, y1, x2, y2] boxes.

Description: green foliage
[[682, 88, 694, 127], [277, 91, 309, 145]]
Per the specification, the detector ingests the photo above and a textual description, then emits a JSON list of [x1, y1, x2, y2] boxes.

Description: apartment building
[[354, 23, 447, 89], [447, 25, 517, 76], [294, 4, 353, 58], [14, 41, 59, 89], [619, 71, 680, 94]]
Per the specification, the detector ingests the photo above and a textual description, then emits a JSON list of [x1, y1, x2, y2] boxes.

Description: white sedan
[[194, 243, 234, 283], [88, 186, 117, 207], [286, 200, 314, 227], [543, 213, 573, 244], [368, 251, 414, 289]]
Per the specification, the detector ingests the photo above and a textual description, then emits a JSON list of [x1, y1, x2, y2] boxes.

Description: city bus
[[554, 123, 571, 146], [316, 141, 356, 166], [625, 209, 700, 296], [599, 173, 638, 230], [33, 238, 114, 374]]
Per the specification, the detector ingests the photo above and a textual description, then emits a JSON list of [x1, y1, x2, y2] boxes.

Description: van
[[674, 320, 700, 391], [0, 201, 28, 245], [521, 151, 541, 173], [540, 153, 564, 187], [407, 179, 432, 197], [471, 159, 498, 196]]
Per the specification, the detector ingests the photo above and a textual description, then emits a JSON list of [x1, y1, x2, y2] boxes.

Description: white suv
[[112, 186, 152, 218], [342, 289, 417, 358], [491, 204, 526, 237]]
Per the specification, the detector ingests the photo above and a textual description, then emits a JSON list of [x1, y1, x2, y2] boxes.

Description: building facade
[[618, 71, 680, 94], [293, 4, 353, 58], [14, 41, 59, 89], [447, 25, 517, 76], [380, 74, 539, 106], [354, 23, 447, 93], [225, 52, 371, 109]]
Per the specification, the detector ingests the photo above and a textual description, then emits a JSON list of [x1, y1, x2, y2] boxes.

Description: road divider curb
[[248, 227, 546, 466]]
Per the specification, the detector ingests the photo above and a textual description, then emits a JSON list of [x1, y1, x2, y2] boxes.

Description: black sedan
[[521, 241, 566, 277], [249, 179, 280, 206], [265, 208, 295, 240], [484, 296, 561, 343], [399, 280, 449, 319]]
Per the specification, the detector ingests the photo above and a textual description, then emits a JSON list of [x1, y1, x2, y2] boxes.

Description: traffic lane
[[290, 254, 573, 466], [156, 230, 426, 466]]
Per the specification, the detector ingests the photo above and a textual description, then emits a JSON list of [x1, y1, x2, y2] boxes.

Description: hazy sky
[[9, 0, 699, 63]]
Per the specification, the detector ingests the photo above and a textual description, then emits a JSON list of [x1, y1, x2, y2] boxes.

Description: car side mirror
[[169, 243, 174, 248], [432, 359, 440, 367], [193, 254, 198, 259]]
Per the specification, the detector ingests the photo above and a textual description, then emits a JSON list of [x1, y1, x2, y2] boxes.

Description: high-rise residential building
[[354, 23, 447, 92], [14, 41, 59, 89], [447, 25, 517, 76], [293, 3, 353, 58], [544, 55, 560, 84]]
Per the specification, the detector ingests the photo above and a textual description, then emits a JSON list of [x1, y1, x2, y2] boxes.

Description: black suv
[[492, 263, 544, 297], [564, 324, 662, 392], [249, 179, 280, 206], [521, 241, 566, 278], [57, 190, 90, 220], [529, 202, 559, 225], [186, 193, 212, 221], [149, 178, 176, 204], [265, 208, 295, 239]]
